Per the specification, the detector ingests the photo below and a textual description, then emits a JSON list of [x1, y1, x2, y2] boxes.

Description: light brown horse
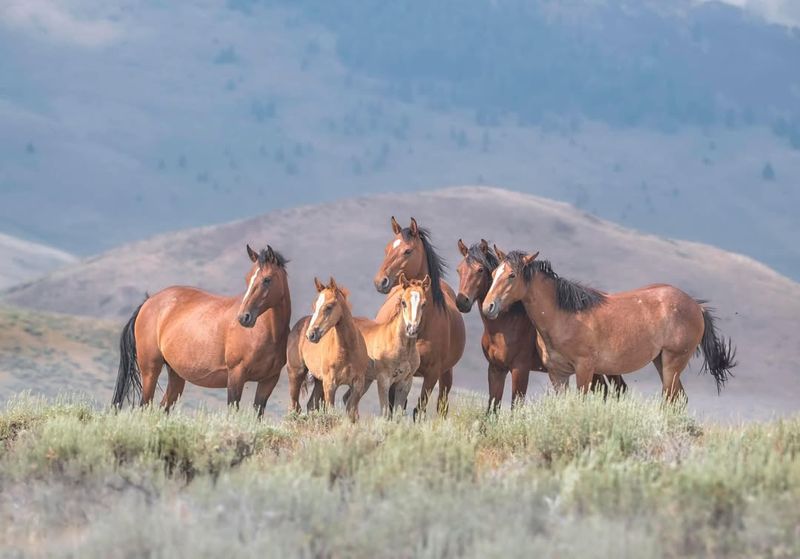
[[286, 277, 368, 422], [482, 248, 736, 400], [343, 273, 429, 417], [113, 245, 291, 417], [456, 239, 627, 411], [374, 217, 466, 418]]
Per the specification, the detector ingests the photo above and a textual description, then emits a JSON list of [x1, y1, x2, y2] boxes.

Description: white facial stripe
[[488, 263, 505, 293], [242, 269, 260, 303], [409, 291, 421, 323], [309, 293, 326, 327], [392, 239, 402, 250]]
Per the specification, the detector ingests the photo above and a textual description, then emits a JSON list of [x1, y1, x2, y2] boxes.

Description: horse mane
[[466, 242, 500, 271], [505, 251, 607, 313], [402, 226, 446, 308], [257, 248, 288, 269], [336, 286, 354, 312]]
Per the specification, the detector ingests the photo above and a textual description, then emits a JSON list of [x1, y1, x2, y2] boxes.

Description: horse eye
[[325, 304, 334, 312], [477, 267, 484, 273], [508, 273, 516, 280], [401, 300, 407, 308], [404, 249, 412, 256], [262, 277, 271, 285]]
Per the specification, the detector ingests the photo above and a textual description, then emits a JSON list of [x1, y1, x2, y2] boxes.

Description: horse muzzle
[[375, 275, 392, 294], [306, 328, 322, 343], [455, 293, 473, 313], [405, 324, 419, 338], [238, 312, 256, 328], [482, 300, 501, 320]]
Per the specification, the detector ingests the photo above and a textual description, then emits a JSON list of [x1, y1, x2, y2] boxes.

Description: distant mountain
[[4, 187, 798, 420], [0, 2, 799, 278], [0, 233, 75, 289]]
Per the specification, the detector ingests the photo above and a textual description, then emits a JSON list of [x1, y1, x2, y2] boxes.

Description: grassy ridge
[[1, 392, 799, 558]]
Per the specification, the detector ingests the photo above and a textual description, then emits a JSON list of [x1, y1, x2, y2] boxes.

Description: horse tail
[[112, 300, 146, 408], [696, 302, 737, 393]]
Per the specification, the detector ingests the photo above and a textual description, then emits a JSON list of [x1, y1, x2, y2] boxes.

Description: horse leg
[[606, 375, 628, 397], [589, 374, 609, 398], [658, 351, 689, 403], [345, 377, 365, 423], [487, 364, 507, 414], [322, 378, 337, 413], [159, 366, 185, 412], [138, 356, 164, 407], [308, 378, 324, 412], [392, 377, 413, 417], [575, 363, 596, 394], [226, 367, 246, 410], [376, 374, 391, 417], [343, 378, 373, 408], [286, 362, 306, 414], [548, 370, 570, 393], [413, 371, 439, 421], [253, 372, 280, 419], [510, 367, 530, 409], [437, 368, 453, 417]]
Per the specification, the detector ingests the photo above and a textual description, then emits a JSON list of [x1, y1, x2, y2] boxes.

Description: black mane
[[466, 243, 500, 271], [505, 251, 606, 313], [402, 226, 446, 308], [258, 247, 288, 269]]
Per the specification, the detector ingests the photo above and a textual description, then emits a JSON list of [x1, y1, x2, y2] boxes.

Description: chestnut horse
[[374, 217, 466, 418], [113, 245, 291, 417], [343, 273, 430, 417], [455, 240, 626, 412], [482, 249, 736, 400], [286, 277, 368, 422]]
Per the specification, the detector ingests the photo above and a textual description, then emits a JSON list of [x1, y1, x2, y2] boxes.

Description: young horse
[[286, 277, 368, 422], [113, 245, 291, 417], [373, 217, 466, 418], [482, 248, 736, 401], [344, 273, 429, 417], [456, 240, 626, 412]]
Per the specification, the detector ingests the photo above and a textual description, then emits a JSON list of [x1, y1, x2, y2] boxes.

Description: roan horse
[[113, 245, 291, 417], [455, 239, 626, 412], [286, 277, 368, 422], [374, 217, 466, 417], [343, 273, 430, 417], [482, 248, 736, 400]]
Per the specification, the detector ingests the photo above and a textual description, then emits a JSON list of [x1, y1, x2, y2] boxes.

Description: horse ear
[[494, 244, 507, 261], [399, 272, 410, 288], [314, 277, 325, 292], [523, 251, 540, 266], [457, 239, 469, 257], [247, 244, 259, 263], [479, 239, 489, 253], [391, 216, 402, 235], [409, 217, 419, 236], [265, 245, 275, 262], [329, 276, 338, 292], [421, 274, 431, 291]]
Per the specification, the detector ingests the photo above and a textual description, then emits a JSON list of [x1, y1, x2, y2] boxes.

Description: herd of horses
[[113, 216, 736, 421]]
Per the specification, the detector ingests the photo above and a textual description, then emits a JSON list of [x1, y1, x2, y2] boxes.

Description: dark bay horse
[[113, 245, 291, 417], [482, 248, 736, 400], [456, 240, 627, 412], [286, 277, 369, 422], [373, 217, 466, 417]]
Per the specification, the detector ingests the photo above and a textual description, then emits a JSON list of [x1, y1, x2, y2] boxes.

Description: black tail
[[697, 304, 737, 393], [112, 301, 146, 408]]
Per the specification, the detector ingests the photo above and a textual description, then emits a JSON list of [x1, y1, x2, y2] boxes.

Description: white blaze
[[409, 291, 421, 323], [392, 239, 402, 250], [309, 293, 326, 329], [242, 269, 260, 304], [489, 263, 506, 293]]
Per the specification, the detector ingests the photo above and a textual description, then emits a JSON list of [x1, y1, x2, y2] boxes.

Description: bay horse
[[482, 248, 736, 401], [455, 240, 627, 412], [286, 277, 368, 422], [343, 273, 429, 417], [113, 245, 291, 417], [373, 217, 466, 418]]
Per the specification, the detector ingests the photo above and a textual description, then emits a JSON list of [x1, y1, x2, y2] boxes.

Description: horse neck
[[333, 303, 361, 351], [520, 273, 567, 336]]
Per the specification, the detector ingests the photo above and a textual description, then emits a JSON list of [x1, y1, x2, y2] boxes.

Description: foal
[[345, 274, 429, 417], [287, 277, 369, 421], [483, 248, 736, 400]]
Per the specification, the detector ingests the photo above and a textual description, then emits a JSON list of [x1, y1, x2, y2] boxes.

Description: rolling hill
[[0, 233, 76, 289], [3, 187, 798, 420]]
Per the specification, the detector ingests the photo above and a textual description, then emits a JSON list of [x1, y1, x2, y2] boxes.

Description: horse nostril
[[487, 302, 496, 315], [239, 313, 253, 326], [381, 277, 390, 289]]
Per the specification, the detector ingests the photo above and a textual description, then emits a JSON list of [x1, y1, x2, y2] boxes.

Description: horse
[[482, 248, 736, 401], [373, 217, 466, 418], [455, 240, 627, 412], [113, 244, 291, 417], [286, 277, 369, 422], [342, 273, 429, 417]]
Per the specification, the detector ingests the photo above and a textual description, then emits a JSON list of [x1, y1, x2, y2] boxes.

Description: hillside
[[3, 187, 798, 420], [0, 2, 799, 277], [0, 233, 76, 289]]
